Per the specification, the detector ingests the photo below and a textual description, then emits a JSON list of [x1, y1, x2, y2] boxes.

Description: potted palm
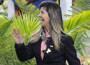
[[64, 10, 90, 58]]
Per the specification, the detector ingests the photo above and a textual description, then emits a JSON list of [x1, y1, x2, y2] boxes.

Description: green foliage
[[64, 11, 90, 57], [71, 0, 90, 14], [12, 13, 41, 44], [15, 0, 39, 16], [1, 0, 90, 64], [1, 1, 40, 65], [0, 0, 8, 17], [0, 12, 40, 65]]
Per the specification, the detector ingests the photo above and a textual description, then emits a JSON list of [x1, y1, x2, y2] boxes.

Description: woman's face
[[38, 7, 50, 28]]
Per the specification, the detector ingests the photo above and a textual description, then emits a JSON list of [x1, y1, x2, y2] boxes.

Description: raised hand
[[12, 28, 26, 44]]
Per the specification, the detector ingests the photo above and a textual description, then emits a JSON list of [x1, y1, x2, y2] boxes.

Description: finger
[[13, 28, 18, 35], [13, 28, 19, 36], [12, 28, 19, 38], [17, 28, 20, 35]]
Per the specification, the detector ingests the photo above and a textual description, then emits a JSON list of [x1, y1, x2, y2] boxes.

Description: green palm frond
[[0, 17, 12, 37], [64, 11, 90, 34], [12, 13, 40, 43], [75, 0, 90, 10], [71, 0, 90, 14], [0, 7, 40, 65], [64, 11, 90, 57], [15, 0, 39, 16]]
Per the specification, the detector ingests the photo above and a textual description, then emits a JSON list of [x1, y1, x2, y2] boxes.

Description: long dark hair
[[39, 1, 64, 50], [40, 1, 63, 49], [39, 1, 64, 31]]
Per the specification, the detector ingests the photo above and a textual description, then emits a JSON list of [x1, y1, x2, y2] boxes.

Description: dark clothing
[[15, 34, 81, 65]]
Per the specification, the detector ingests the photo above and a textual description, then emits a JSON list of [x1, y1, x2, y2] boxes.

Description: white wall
[[60, 0, 72, 21], [8, 0, 15, 20]]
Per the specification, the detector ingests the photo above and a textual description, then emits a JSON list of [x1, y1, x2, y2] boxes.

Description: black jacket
[[15, 34, 81, 65]]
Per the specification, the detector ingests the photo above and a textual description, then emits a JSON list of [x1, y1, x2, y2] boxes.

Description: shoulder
[[29, 30, 41, 44], [61, 33, 74, 46]]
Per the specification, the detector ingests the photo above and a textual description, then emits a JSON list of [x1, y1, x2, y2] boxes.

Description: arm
[[64, 35, 81, 65], [12, 28, 34, 61], [15, 43, 34, 62]]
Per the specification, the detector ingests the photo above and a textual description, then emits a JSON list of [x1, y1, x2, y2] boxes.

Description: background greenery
[[0, 0, 8, 17], [64, 11, 90, 58], [71, 0, 90, 14], [0, 0, 90, 65], [0, 0, 40, 64]]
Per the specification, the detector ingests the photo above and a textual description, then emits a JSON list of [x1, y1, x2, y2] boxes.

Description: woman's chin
[[41, 24, 44, 27], [41, 22, 44, 26]]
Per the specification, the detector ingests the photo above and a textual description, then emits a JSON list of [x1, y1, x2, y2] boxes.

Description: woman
[[12, 1, 81, 65]]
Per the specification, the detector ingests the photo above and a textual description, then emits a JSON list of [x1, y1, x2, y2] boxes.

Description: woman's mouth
[[40, 18, 44, 21]]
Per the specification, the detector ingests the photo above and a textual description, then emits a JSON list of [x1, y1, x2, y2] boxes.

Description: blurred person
[[12, 1, 81, 65]]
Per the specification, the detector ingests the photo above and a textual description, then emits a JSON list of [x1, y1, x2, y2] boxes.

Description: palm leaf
[[71, 0, 90, 14], [0, 17, 13, 37], [64, 11, 90, 57], [15, 0, 39, 16], [12, 13, 40, 44], [0, 7, 40, 65], [64, 11, 90, 34]]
